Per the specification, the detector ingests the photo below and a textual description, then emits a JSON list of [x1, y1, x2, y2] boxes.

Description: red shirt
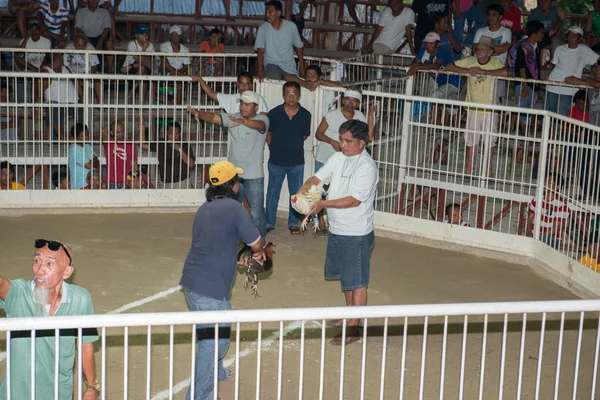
[[529, 196, 569, 238], [501, 6, 522, 32], [103, 142, 138, 186], [569, 106, 590, 123]]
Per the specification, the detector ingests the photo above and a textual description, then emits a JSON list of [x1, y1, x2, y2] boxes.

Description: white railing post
[[533, 113, 552, 240], [83, 52, 90, 128], [396, 75, 414, 195], [376, 55, 383, 92]]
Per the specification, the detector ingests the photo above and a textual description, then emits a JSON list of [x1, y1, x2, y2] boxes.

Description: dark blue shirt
[[180, 197, 260, 300], [416, 45, 463, 89], [267, 103, 311, 167]]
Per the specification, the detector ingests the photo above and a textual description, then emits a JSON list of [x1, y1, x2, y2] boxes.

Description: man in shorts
[[297, 120, 378, 346], [74, 0, 114, 73]]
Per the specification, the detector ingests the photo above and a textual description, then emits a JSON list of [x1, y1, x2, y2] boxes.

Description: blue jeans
[[545, 90, 573, 116], [237, 177, 267, 240], [266, 163, 304, 228], [515, 84, 539, 125], [453, 6, 487, 47], [184, 289, 232, 400]]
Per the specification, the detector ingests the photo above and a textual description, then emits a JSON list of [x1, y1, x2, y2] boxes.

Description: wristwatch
[[86, 379, 100, 391]]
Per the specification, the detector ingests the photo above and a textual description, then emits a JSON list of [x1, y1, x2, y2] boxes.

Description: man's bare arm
[[190, 75, 218, 101], [80, 342, 97, 398], [0, 277, 11, 301]]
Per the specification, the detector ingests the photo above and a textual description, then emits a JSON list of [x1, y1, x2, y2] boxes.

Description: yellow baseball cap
[[209, 161, 243, 186]]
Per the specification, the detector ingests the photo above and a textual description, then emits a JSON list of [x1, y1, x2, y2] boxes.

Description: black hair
[[574, 89, 587, 103], [338, 119, 368, 143], [166, 120, 181, 131], [209, 28, 223, 37], [525, 20, 545, 37], [237, 71, 254, 82], [487, 3, 504, 15], [52, 167, 69, 189], [306, 64, 323, 77], [545, 172, 564, 188], [445, 203, 461, 217], [432, 12, 449, 26], [206, 175, 239, 202], [265, 0, 283, 12], [70, 123, 88, 139], [0, 161, 15, 178], [282, 81, 301, 93]]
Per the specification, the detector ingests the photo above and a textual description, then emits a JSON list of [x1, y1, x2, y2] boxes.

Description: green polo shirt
[[0, 279, 99, 400]]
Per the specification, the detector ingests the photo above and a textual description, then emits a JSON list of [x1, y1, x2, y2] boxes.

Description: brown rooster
[[237, 242, 275, 296]]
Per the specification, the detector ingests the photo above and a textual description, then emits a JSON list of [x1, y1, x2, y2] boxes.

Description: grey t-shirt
[[74, 7, 111, 38], [255, 19, 303, 75], [221, 112, 269, 179], [180, 198, 261, 300]]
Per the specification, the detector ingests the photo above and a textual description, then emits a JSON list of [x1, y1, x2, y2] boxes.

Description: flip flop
[[317, 229, 329, 237], [289, 226, 301, 235]]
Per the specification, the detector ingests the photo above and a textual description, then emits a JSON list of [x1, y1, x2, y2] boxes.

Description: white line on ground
[[150, 320, 305, 400], [0, 285, 183, 362]]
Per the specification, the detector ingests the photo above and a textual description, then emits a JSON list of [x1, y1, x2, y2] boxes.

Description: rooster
[[236, 242, 275, 296], [290, 179, 328, 233]]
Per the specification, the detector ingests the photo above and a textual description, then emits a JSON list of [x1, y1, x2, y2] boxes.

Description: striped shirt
[[40, 0, 69, 37], [529, 197, 569, 238]]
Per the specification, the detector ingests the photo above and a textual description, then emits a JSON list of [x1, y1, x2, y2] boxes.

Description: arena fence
[[3, 299, 600, 399]]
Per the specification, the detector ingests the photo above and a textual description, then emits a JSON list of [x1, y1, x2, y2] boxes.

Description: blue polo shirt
[[416, 45, 462, 89], [267, 103, 311, 167]]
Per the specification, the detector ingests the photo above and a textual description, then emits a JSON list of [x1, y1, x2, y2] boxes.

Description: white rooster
[[290, 179, 328, 233]]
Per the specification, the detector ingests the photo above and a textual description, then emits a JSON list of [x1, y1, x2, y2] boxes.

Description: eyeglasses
[[34, 239, 72, 266]]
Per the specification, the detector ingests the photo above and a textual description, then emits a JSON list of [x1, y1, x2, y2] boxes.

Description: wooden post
[[195, 0, 202, 18]]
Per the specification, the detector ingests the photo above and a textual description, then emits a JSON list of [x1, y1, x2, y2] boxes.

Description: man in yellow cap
[[180, 161, 264, 400]]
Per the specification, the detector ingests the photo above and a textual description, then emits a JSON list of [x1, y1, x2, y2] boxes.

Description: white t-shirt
[[316, 109, 367, 163], [315, 149, 379, 236], [473, 26, 512, 64], [19, 36, 52, 69], [43, 66, 79, 104], [159, 41, 191, 71], [64, 42, 100, 74], [374, 7, 416, 52], [216, 92, 269, 114], [548, 44, 600, 96], [124, 40, 155, 66]]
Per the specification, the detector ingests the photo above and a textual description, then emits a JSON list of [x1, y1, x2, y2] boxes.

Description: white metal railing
[[2, 300, 600, 399]]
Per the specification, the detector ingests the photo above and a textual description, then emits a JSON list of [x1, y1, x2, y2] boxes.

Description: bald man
[[0, 239, 99, 400]]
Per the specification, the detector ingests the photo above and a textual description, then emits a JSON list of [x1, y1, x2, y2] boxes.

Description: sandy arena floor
[[0, 213, 596, 400]]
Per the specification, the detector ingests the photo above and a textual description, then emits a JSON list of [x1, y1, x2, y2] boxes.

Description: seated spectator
[[285, 64, 344, 91], [77, 0, 121, 43], [0, 161, 25, 190], [585, 0, 600, 52], [423, 13, 460, 59], [14, 21, 52, 72], [191, 71, 269, 114], [158, 25, 190, 104], [74, 0, 114, 73], [0, 82, 18, 141], [500, 0, 523, 42], [38, 52, 83, 141], [68, 123, 100, 190], [126, 169, 147, 189], [101, 119, 138, 189], [580, 231, 600, 271], [122, 24, 154, 102], [8, 0, 41, 38], [529, 0, 564, 66], [52, 167, 70, 189], [443, 203, 470, 226], [474, 4, 512, 104], [452, 0, 487, 48], [64, 34, 103, 103], [566, 60, 600, 126], [526, 173, 569, 250], [445, 36, 508, 178], [362, 0, 416, 55], [82, 169, 105, 189], [546, 26, 599, 117], [140, 120, 196, 189], [569, 89, 590, 123], [39, 0, 69, 47], [199, 28, 224, 77]]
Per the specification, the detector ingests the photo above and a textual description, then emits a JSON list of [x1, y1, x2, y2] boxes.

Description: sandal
[[329, 328, 362, 346], [289, 226, 301, 235], [317, 229, 329, 237]]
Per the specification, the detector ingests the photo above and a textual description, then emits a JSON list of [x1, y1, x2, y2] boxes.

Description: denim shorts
[[324, 231, 374, 290]]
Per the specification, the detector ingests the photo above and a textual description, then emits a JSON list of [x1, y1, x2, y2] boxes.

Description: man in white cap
[[181, 160, 265, 400], [188, 91, 270, 239], [545, 25, 599, 116], [362, 0, 416, 55], [313, 87, 375, 235], [159, 25, 191, 103]]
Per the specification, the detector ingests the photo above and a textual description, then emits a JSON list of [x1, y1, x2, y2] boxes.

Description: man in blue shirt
[[180, 161, 264, 400], [266, 81, 311, 234]]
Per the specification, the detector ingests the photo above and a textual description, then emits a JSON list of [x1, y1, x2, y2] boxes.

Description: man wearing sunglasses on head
[[0, 239, 100, 400]]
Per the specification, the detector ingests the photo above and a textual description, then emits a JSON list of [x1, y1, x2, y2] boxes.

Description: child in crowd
[[52, 167, 70, 190], [68, 123, 100, 190], [444, 203, 470, 226], [569, 89, 590, 123], [0, 161, 25, 190], [102, 119, 138, 189], [82, 169, 105, 190], [199, 28, 224, 76], [526, 173, 569, 250], [126, 169, 147, 189]]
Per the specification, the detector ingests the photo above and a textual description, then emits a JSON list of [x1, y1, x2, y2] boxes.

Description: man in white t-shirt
[[65, 34, 103, 103], [546, 26, 599, 116], [74, 0, 114, 72], [191, 71, 268, 114], [122, 24, 154, 102], [158, 25, 190, 103], [296, 119, 378, 346], [15, 21, 52, 72], [362, 0, 416, 55], [473, 3, 512, 103]]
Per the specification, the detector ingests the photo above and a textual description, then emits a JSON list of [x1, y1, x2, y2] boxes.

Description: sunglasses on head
[[34, 239, 72, 266]]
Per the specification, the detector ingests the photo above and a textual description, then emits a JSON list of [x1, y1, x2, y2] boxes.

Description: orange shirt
[[0, 182, 25, 190], [200, 41, 224, 63]]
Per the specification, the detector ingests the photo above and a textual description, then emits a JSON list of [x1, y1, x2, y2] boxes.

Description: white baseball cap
[[238, 90, 260, 105], [169, 25, 182, 35], [567, 26, 584, 36], [423, 32, 441, 43]]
